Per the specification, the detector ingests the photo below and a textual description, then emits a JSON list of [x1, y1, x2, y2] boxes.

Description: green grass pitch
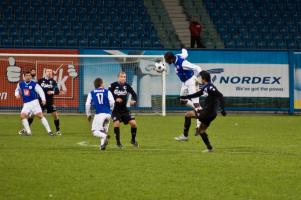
[[0, 114, 301, 200]]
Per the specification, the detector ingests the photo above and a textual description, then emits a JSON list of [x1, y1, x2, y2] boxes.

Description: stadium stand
[[0, 0, 162, 48], [203, 0, 301, 49]]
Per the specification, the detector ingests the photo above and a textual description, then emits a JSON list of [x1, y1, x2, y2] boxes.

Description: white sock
[[93, 130, 107, 139], [41, 117, 51, 132], [22, 119, 31, 134], [93, 130, 107, 146], [196, 119, 201, 128]]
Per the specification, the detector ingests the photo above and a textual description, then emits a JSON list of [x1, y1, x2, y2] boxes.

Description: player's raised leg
[[197, 123, 213, 152], [175, 110, 196, 141], [91, 114, 110, 150]]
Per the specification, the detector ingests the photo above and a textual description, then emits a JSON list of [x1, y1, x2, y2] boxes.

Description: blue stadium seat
[[14, 39, 23, 47], [0, 0, 161, 48], [203, 0, 301, 49], [57, 38, 67, 47], [100, 39, 110, 48], [89, 39, 100, 47]]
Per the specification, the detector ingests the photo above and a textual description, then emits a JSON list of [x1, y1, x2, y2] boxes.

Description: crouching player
[[180, 71, 226, 152], [85, 78, 115, 150], [15, 71, 53, 136]]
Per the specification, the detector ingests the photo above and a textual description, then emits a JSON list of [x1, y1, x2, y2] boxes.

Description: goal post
[[0, 53, 166, 116]]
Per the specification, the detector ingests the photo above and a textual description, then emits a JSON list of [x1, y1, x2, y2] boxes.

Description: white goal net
[[0, 53, 166, 116]]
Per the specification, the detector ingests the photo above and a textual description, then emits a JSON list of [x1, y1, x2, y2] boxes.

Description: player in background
[[180, 71, 226, 152], [85, 78, 115, 150], [109, 72, 139, 148], [15, 71, 53, 136], [18, 68, 37, 135], [30, 68, 37, 82], [38, 69, 62, 135], [164, 48, 202, 141]]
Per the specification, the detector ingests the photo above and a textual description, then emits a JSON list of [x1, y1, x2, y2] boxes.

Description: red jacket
[[189, 21, 202, 37]]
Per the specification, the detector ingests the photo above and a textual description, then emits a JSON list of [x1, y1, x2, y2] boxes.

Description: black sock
[[114, 127, 121, 144], [131, 127, 137, 142], [28, 118, 34, 126], [200, 132, 213, 150], [54, 119, 60, 131], [183, 117, 191, 137]]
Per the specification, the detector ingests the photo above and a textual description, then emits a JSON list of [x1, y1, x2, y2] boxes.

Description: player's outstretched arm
[[180, 90, 203, 100], [182, 60, 202, 76], [15, 83, 21, 98], [127, 84, 138, 104], [35, 84, 46, 105], [108, 91, 115, 111], [85, 92, 92, 121]]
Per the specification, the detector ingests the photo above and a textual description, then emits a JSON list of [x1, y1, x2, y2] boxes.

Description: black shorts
[[112, 111, 135, 125], [197, 110, 217, 127], [41, 103, 57, 113]]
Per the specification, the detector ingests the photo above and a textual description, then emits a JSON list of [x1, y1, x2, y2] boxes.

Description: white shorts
[[92, 113, 111, 133], [180, 76, 199, 104], [21, 99, 42, 115]]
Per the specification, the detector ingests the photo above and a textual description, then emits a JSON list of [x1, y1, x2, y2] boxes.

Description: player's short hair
[[23, 70, 31, 75], [94, 78, 103, 88], [164, 52, 175, 64], [200, 70, 211, 82], [118, 71, 126, 77]]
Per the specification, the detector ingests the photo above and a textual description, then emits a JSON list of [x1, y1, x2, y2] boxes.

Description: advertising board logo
[[207, 68, 281, 85]]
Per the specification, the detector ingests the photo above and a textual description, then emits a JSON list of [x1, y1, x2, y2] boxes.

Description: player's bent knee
[[20, 113, 27, 119], [114, 121, 121, 127], [35, 113, 44, 119], [129, 120, 137, 128], [185, 111, 195, 118]]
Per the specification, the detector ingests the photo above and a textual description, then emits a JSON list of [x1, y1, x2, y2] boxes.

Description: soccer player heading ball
[[109, 72, 139, 148], [180, 70, 226, 152], [164, 48, 203, 141]]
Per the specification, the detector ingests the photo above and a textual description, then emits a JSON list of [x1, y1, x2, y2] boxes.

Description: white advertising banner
[[198, 64, 289, 98]]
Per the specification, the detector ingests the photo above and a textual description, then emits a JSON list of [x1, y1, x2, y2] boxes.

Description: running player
[[85, 78, 115, 150]]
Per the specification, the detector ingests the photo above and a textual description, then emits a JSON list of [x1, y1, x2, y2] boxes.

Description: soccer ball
[[155, 62, 165, 73]]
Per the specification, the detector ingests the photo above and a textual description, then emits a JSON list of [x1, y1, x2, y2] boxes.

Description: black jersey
[[109, 82, 137, 112], [38, 78, 59, 104], [185, 82, 225, 115]]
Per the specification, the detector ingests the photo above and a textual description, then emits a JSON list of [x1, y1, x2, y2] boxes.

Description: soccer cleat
[[174, 134, 188, 141], [100, 137, 109, 151], [131, 140, 139, 148], [18, 129, 26, 135], [117, 143, 123, 149], [202, 148, 214, 153], [56, 131, 62, 136], [24, 131, 32, 136], [48, 131, 55, 136]]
